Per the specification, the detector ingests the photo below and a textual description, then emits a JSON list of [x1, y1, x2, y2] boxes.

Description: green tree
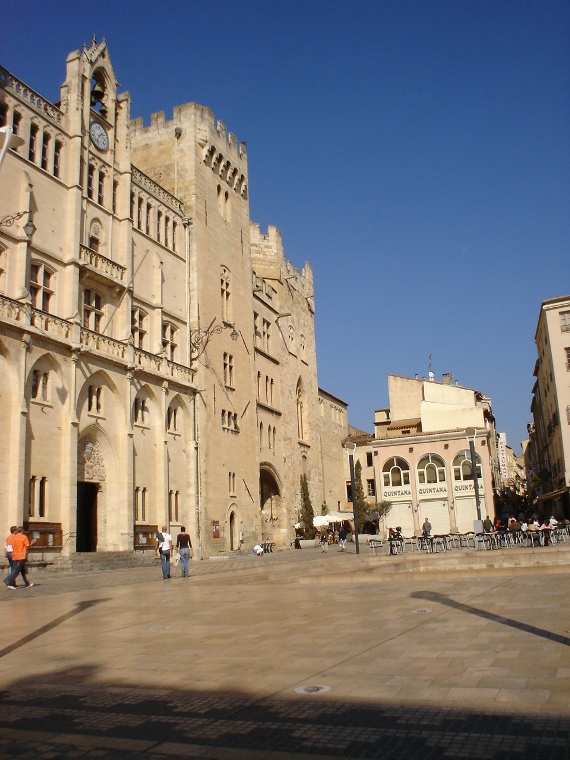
[[354, 459, 367, 533], [299, 474, 315, 538], [375, 500, 392, 522]]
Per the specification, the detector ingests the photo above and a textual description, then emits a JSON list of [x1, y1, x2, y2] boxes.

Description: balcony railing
[[0, 293, 30, 324], [79, 245, 126, 283], [31, 308, 73, 340], [165, 359, 194, 384], [0, 294, 194, 385], [80, 327, 128, 359], [134, 349, 195, 383], [134, 348, 162, 372]]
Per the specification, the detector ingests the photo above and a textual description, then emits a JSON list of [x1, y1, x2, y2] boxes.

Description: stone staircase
[[47, 551, 158, 574]]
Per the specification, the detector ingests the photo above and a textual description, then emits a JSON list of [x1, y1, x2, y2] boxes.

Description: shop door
[[419, 500, 450, 535], [386, 501, 414, 536], [455, 497, 480, 533]]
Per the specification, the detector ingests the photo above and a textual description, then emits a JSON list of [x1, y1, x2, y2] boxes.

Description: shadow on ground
[[1, 665, 569, 759]]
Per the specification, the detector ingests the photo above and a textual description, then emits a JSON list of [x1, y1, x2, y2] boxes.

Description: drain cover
[[412, 608, 432, 614], [294, 685, 331, 695]]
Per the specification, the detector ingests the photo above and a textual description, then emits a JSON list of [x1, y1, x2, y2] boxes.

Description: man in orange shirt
[[4, 527, 34, 590]]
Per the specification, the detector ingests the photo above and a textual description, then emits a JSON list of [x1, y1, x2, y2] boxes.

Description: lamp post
[[190, 317, 238, 364], [344, 442, 360, 554], [465, 427, 482, 525]]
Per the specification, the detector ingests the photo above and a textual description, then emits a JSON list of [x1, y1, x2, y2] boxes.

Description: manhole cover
[[294, 685, 331, 695], [412, 608, 432, 614], [150, 626, 171, 631]]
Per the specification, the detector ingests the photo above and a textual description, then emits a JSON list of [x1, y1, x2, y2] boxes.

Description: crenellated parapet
[[250, 223, 314, 306], [130, 102, 248, 199]]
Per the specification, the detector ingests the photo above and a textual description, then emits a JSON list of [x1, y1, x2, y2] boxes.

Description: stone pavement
[[0, 547, 569, 759]]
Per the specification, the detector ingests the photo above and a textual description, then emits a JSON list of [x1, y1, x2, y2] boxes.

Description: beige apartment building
[[318, 389, 350, 513], [0, 39, 328, 559], [527, 295, 570, 517], [371, 374, 498, 537]]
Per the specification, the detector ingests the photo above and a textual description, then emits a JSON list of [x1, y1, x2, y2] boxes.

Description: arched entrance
[[229, 509, 239, 551], [77, 437, 107, 552], [260, 464, 283, 542]]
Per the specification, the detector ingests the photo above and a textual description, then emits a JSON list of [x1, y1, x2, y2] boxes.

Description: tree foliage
[[375, 500, 393, 521], [353, 459, 367, 533], [299, 474, 315, 538]]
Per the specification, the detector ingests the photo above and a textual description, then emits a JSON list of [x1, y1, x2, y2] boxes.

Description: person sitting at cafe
[[539, 520, 554, 542]]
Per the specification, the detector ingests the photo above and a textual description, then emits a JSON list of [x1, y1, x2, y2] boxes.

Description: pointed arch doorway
[[77, 436, 107, 553], [260, 463, 283, 541], [229, 509, 239, 551]]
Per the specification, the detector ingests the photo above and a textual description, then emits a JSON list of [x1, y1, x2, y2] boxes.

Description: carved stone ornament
[[77, 439, 106, 482]]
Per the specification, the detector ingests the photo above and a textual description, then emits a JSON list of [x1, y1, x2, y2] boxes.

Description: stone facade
[[317, 389, 349, 513], [0, 39, 327, 558]]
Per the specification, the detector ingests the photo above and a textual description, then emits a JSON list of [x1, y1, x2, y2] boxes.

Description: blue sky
[[3, 1, 569, 452]]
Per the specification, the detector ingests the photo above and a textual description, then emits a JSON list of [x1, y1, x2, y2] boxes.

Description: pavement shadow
[[0, 666, 569, 759], [0, 599, 111, 659], [411, 590, 570, 647]]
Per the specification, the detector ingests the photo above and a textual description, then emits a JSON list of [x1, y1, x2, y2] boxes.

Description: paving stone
[[1, 550, 570, 758]]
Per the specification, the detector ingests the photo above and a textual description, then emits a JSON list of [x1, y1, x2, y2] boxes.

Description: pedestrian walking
[[320, 529, 329, 552], [4, 526, 18, 581], [176, 526, 192, 578], [338, 526, 347, 551], [422, 517, 432, 538], [4, 527, 34, 590], [155, 526, 173, 579]]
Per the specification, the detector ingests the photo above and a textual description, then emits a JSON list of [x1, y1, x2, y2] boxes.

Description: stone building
[[317, 388, 349, 514], [527, 295, 570, 517], [370, 374, 498, 536], [0, 39, 326, 560]]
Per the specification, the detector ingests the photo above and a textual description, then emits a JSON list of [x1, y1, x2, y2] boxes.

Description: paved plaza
[[0, 547, 569, 759]]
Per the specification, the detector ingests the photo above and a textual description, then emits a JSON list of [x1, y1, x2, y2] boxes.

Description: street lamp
[[465, 427, 482, 524], [344, 441, 360, 554], [190, 317, 238, 364]]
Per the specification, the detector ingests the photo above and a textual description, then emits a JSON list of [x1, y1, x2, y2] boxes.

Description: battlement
[[130, 102, 247, 162], [250, 223, 314, 299]]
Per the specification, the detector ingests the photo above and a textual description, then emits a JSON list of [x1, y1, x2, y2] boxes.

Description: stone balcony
[[0, 293, 195, 386], [79, 245, 127, 287]]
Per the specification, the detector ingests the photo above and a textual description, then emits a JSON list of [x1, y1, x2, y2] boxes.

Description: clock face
[[90, 122, 109, 151]]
